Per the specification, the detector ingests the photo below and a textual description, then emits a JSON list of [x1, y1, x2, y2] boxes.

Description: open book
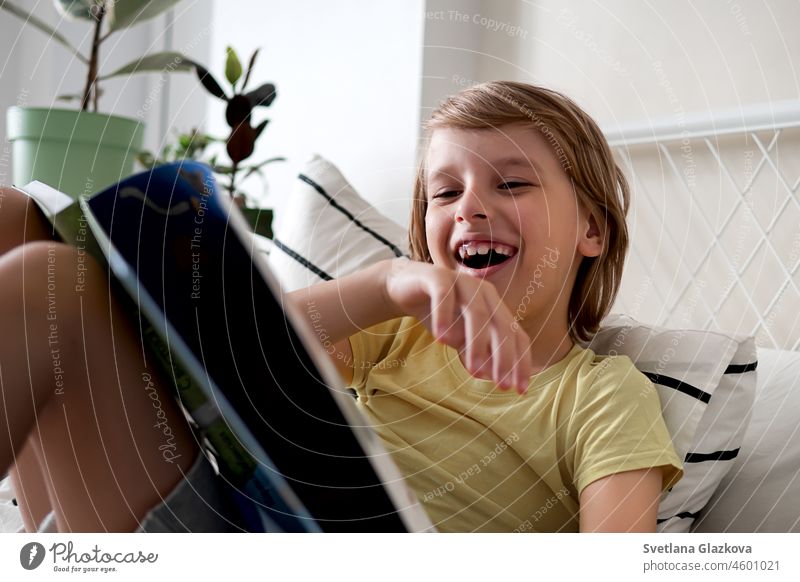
[[20, 160, 434, 533]]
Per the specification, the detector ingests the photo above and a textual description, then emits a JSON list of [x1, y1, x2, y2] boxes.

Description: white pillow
[[267, 154, 756, 533], [587, 315, 757, 533], [0, 476, 23, 533], [267, 154, 409, 291], [693, 348, 800, 532]]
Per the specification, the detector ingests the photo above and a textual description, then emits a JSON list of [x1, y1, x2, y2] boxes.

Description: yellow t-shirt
[[347, 316, 683, 533]]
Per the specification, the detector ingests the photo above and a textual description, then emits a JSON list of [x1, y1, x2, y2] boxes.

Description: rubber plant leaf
[[106, 0, 183, 33], [1, 1, 86, 62], [53, 0, 97, 20], [253, 118, 269, 140], [195, 64, 228, 101], [240, 48, 259, 92], [244, 82, 277, 108], [225, 46, 242, 88], [98, 51, 197, 80]]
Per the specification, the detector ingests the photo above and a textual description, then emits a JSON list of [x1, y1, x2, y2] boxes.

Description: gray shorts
[[137, 452, 252, 532], [37, 453, 256, 533]]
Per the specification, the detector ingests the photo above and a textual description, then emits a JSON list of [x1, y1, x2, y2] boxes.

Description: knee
[[3, 241, 112, 362], [0, 186, 31, 217], [7, 241, 103, 299], [0, 187, 52, 248], [16, 240, 77, 270]]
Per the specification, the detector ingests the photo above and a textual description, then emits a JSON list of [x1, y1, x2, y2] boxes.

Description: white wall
[[205, 0, 425, 223], [419, 0, 800, 129]]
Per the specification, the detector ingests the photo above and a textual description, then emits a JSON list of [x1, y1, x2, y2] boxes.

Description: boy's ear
[[578, 210, 604, 258]]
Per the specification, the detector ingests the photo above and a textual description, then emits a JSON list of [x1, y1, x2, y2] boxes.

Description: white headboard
[[604, 101, 800, 351]]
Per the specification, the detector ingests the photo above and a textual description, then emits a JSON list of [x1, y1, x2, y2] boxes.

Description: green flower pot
[[6, 107, 144, 199]]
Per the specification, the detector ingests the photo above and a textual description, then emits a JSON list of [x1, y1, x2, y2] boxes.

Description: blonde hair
[[409, 81, 630, 342]]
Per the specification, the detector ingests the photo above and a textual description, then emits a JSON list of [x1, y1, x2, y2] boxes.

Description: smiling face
[[424, 122, 603, 339]]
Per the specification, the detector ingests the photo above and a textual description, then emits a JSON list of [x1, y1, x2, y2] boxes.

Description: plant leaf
[[225, 46, 242, 89], [253, 119, 269, 140], [1, 1, 87, 62], [227, 124, 256, 163], [53, 0, 97, 21], [98, 51, 197, 80], [244, 82, 277, 108], [107, 0, 183, 33], [240, 48, 259, 92], [195, 64, 228, 101], [225, 95, 252, 127]]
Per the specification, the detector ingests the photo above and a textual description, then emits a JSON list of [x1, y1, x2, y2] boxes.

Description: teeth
[[456, 241, 517, 260]]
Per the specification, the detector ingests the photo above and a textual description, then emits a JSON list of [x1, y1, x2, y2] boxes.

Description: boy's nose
[[454, 188, 489, 222]]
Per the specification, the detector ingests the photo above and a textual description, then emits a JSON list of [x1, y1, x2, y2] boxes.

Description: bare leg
[[0, 186, 54, 251], [7, 438, 52, 532], [0, 240, 198, 531], [0, 186, 57, 529]]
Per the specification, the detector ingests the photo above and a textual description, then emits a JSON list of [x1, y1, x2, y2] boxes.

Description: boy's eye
[[432, 190, 460, 199], [498, 181, 530, 190]]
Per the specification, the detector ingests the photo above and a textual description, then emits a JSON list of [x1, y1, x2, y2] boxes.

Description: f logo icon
[[20, 542, 46, 570]]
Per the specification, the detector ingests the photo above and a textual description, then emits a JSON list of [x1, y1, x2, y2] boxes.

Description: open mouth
[[454, 240, 518, 270]]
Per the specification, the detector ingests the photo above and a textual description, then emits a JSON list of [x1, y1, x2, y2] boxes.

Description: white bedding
[[693, 348, 800, 532], [0, 472, 22, 532]]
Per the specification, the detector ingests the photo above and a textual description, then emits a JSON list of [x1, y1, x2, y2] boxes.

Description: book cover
[[18, 162, 433, 533]]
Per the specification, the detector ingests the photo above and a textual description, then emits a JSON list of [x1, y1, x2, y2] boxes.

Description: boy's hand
[[383, 258, 533, 393]]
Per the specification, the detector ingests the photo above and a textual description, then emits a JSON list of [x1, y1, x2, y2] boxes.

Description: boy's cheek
[[425, 237, 451, 266]]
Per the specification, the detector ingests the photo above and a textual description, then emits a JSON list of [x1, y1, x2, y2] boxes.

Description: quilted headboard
[[604, 101, 800, 351]]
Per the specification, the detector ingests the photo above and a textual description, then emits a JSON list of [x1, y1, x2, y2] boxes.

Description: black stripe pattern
[[724, 361, 757, 374], [642, 372, 712, 403], [272, 238, 333, 281], [298, 173, 408, 258], [684, 448, 740, 463], [657, 510, 700, 524]]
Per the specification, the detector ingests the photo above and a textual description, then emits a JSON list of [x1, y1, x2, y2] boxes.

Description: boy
[[288, 81, 682, 532]]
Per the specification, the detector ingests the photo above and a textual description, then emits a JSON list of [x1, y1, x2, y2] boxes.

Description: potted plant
[[3, 0, 197, 198], [138, 47, 283, 238]]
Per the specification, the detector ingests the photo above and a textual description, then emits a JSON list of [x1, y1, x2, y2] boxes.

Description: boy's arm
[[578, 468, 662, 532], [285, 259, 401, 384], [285, 257, 533, 392]]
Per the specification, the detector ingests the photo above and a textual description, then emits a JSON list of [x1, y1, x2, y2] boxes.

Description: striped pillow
[[266, 154, 409, 291], [587, 315, 757, 533], [693, 348, 800, 532], [681, 339, 757, 530]]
